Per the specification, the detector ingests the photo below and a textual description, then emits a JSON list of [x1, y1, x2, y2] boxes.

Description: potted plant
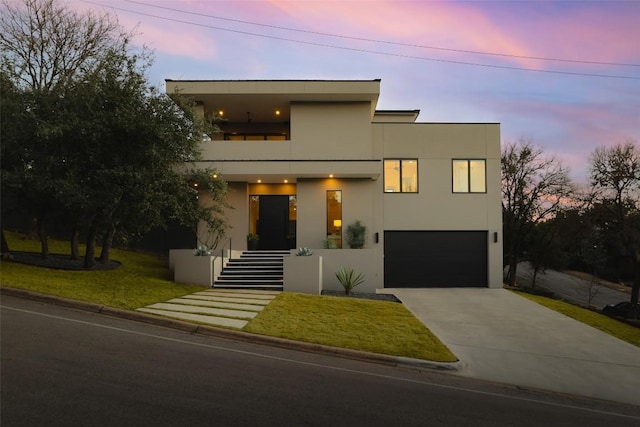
[[247, 233, 259, 251], [345, 220, 366, 249]]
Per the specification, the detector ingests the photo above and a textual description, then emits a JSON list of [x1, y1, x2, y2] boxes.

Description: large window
[[452, 159, 486, 193], [384, 159, 418, 193]]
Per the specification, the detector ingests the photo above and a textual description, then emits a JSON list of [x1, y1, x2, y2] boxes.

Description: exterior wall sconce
[[374, 232, 379, 244], [493, 232, 498, 243]]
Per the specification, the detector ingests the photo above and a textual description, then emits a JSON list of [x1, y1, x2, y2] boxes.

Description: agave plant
[[296, 247, 314, 256], [194, 246, 213, 256], [335, 266, 366, 295]]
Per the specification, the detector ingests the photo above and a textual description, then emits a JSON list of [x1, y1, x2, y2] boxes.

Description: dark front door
[[258, 196, 290, 250]]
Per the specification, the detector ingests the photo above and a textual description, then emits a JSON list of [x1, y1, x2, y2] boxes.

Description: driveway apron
[[383, 288, 640, 406]]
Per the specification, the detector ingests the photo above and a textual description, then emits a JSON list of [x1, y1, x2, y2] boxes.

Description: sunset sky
[[70, 0, 639, 184]]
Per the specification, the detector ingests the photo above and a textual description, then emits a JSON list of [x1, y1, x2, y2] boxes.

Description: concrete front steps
[[214, 250, 290, 290], [136, 289, 280, 329]]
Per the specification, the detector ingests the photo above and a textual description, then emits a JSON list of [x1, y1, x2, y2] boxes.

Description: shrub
[[345, 220, 366, 248], [322, 238, 338, 249]]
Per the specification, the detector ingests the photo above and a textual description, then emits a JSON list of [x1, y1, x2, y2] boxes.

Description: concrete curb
[[0, 287, 462, 371]]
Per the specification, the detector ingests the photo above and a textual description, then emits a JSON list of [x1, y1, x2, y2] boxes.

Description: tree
[[502, 140, 573, 286], [0, 0, 127, 92], [0, 0, 130, 258], [1, 0, 230, 269], [0, 71, 35, 257], [54, 47, 224, 268], [588, 141, 640, 317], [574, 231, 607, 308], [525, 220, 566, 288]]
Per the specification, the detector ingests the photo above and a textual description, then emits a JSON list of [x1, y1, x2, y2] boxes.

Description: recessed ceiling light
[[329, 174, 334, 178], [275, 110, 281, 115], [284, 179, 288, 183], [257, 179, 262, 183]]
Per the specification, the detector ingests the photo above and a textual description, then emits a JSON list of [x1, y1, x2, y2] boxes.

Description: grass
[[1, 231, 457, 362], [245, 292, 457, 362], [0, 231, 207, 310], [515, 291, 640, 347]]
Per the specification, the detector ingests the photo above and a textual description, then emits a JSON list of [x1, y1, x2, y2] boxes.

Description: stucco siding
[[296, 179, 380, 249], [291, 103, 373, 159]]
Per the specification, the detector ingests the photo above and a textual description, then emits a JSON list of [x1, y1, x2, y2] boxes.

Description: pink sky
[[68, 0, 639, 183]]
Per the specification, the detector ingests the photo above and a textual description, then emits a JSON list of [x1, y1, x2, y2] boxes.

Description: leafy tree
[[0, 0, 130, 258], [588, 141, 640, 316], [55, 47, 224, 268], [1, 0, 230, 268], [502, 139, 573, 286], [0, 71, 35, 257]]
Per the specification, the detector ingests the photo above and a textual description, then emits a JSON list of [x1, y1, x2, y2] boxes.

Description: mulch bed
[[321, 290, 400, 303], [7, 251, 121, 271]]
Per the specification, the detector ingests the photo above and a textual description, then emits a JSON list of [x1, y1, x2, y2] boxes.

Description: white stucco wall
[[290, 102, 373, 159]]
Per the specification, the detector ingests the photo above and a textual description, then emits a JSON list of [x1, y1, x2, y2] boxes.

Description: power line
[[125, 0, 640, 68], [82, 1, 640, 80]]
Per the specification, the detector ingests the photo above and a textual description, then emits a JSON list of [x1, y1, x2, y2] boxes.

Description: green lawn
[[245, 292, 457, 362], [0, 231, 457, 362], [516, 291, 640, 347], [0, 231, 207, 310]]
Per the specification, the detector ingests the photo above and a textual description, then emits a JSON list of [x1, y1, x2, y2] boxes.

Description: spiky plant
[[335, 266, 366, 295]]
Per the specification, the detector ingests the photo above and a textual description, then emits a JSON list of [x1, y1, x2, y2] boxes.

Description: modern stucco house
[[166, 79, 502, 292]]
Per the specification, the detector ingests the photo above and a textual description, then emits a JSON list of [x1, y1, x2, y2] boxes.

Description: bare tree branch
[[0, 0, 131, 92], [502, 139, 574, 286]]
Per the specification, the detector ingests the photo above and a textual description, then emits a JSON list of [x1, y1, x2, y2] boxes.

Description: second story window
[[384, 159, 418, 193], [452, 159, 486, 193]]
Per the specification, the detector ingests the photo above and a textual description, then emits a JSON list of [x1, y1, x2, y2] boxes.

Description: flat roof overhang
[[181, 160, 381, 183], [165, 79, 381, 123]]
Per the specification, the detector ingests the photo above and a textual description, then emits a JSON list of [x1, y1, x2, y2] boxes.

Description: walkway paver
[[143, 303, 258, 319], [136, 289, 279, 329], [165, 297, 266, 312], [179, 294, 275, 305], [137, 308, 249, 329]]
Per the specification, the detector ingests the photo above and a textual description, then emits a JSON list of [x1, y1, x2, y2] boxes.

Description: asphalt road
[[2, 296, 639, 427], [515, 262, 630, 309]]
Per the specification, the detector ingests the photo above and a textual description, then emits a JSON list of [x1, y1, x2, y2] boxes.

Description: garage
[[384, 231, 488, 288]]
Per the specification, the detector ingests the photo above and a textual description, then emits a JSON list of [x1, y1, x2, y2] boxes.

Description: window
[[384, 159, 418, 193], [452, 159, 486, 193], [326, 190, 342, 248]]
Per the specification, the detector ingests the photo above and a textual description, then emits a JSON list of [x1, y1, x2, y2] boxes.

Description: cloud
[[268, 0, 640, 74], [68, 0, 219, 59], [493, 94, 639, 183], [268, 1, 533, 65]]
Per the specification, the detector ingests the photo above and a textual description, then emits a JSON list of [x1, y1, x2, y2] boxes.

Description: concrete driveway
[[382, 288, 640, 406]]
